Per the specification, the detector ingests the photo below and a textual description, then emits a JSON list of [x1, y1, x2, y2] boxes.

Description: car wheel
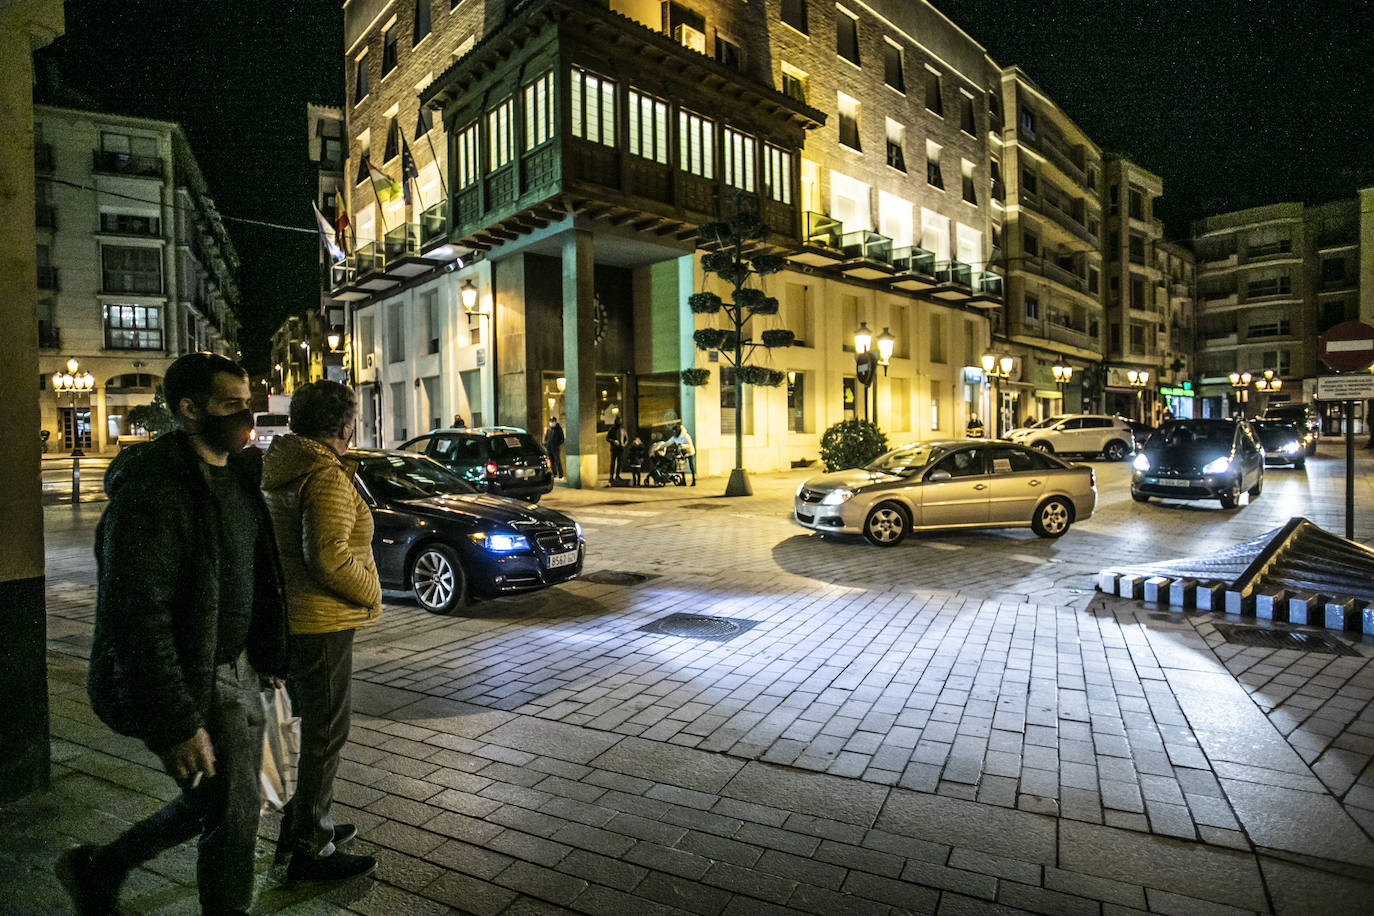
[[1131, 490, 1149, 503], [1295, 458, 1306, 470], [1102, 439, 1129, 462], [863, 502, 909, 547], [1249, 475, 1263, 498], [1219, 480, 1240, 509], [1031, 497, 1073, 538], [1306, 440, 1318, 456], [1030, 440, 1054, 453], [410, 543, 468, 615]]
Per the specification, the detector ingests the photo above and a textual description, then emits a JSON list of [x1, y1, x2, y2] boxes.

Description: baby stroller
[[645, 442, 687, 487]]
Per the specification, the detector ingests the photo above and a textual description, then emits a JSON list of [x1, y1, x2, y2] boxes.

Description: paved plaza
[[5, 442, 1374, 913]]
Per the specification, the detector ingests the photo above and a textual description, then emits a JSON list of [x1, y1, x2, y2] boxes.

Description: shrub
[[819, 419, 889, 471], [680, 368, 711, 387]]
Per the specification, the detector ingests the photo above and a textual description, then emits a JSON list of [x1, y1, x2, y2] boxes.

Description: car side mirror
[[927, 469, 952, 482]]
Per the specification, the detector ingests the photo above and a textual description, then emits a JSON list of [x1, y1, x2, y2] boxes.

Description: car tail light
[[1089, 469, 1096, 488], [249, 428, 258, 441], [485, 461, 498, 477], [544, 457, 551, 471]]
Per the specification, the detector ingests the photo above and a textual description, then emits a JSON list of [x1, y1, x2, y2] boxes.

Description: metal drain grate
[[637, 613, 761, 642], [583, 570, 659, 586], [1213, 624, 1361, 657]]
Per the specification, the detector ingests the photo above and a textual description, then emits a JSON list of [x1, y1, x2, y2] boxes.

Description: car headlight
[[1282, 441, 1301, 455], [1132, 453, 1150, 472], [471, 532, 530, 552], [820, 488, 854, 505], [574, 522, 583, 538], [1202, 456, 1231, 475]]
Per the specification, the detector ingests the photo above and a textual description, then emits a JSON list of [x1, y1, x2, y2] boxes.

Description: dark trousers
[[609, 445, 624, 480], [95, 655, 264, 914], [683, 453, 696, 483], [282, 629, 355, 858], [548, 447, 563, 478]]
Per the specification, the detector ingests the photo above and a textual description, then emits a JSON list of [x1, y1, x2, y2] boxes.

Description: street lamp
[[460, 279, 479, 313], [327, 331, 342, 351], [852, 323, 896, 422], [981, 352, 1014, 437], [1127, 368, 1150, 421], [1228, 370, 1252, 418], [52, 357, 95, 455], [1052, 361, 1073, 411]]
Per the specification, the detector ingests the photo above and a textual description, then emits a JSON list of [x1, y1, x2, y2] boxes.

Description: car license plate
[[1158, 477, 1190, 487], [547, 549, 577, 569], [517, 468, 535, 478]]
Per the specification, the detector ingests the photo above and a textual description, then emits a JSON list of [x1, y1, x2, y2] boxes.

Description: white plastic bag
[[259, 683, 300, 812]]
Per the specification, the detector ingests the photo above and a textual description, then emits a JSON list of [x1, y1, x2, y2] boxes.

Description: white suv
[[1007, 414, 1135, 461]]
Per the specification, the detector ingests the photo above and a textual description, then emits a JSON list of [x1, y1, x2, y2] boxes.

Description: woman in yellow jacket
[[261, 380, 380, 883]]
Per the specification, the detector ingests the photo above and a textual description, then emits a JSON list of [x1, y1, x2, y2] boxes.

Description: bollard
[[71, 456, 80, 505]]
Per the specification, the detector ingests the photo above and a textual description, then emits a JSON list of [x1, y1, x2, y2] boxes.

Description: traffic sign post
[[1315, 321, 1374, 540]]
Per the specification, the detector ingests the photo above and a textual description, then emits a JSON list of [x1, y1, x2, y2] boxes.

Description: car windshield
[[1040, 415, 1066, 428], [1154, 421, 1234, 449], [357, 454, 476, 499], [1254, 422, 1299, 444], [866, 444, 936, 475], [255, 413, 289, 426]]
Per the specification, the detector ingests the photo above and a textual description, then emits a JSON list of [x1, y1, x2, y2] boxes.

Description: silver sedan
[[794, 440, 1097, 546]]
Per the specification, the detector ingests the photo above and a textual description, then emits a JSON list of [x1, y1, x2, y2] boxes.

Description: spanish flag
[[365, 157, 401, 204]]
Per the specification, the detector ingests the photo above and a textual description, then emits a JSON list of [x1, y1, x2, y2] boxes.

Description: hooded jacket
[[260, 434, 382, 635], [89, 431, 289, 754]]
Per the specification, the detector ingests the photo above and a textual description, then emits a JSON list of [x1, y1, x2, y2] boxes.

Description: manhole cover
[[637, 613, 761, 641], [583, 570, 659, 586], [1213, 624, 1360, 657]]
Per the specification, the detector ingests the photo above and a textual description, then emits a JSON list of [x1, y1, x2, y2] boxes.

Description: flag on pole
[[400, 139, 421, 208], [365, 156, 401, 203], [312, 201, 344, 262], [334, 197, 352, 254]]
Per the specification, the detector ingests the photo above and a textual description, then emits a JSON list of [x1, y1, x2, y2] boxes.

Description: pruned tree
[[681, 203, 794, 496]]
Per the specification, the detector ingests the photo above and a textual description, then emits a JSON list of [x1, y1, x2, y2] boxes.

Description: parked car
[[1130, 418, 1265, 508], [1259, 403, 1319, 455], [1006, 414, 1136, 461], [250, 411, 290, 449], [794, 439, 1097, 546], [1123, 420, 1155, 450], [1253, 420, 1307, 469], [351, 449, 582, 614], [400, 426, 553, 501]]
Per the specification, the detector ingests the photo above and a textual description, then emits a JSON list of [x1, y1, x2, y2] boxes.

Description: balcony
[[930, 260, 974, 301], [837, 230, 893, 280], [34, 142, 54, 173], [1202, 252, 1238, 269], [1039, 138, 1087, 188], [890, 245, 937, 291], [37, 265, 58, 291], [1042, 259, 1087, 294], [1044, 321, 1097, 351], [36, 204, 56, 229], [419, 199, 448, 250], [1244, 241, 1293, 262], [1243, 280, 1293, 302], [967, 271, 1005, 310], [1199, 290, 1238, 309], [789, 212, 845, 267], [93, 150, 165, 179], [1201, 332, 1238, 348]]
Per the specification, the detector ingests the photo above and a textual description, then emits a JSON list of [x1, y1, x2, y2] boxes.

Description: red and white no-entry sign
[[1318, 320, 1374, 373]]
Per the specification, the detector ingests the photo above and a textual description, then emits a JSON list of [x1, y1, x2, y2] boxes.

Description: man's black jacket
[[89, 431, 290, 754]]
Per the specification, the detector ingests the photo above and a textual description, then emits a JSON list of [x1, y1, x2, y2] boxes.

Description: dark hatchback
[[1253, 420, 1308, 469], [401, 427, 553, 501], [351, 449, 583, 614], [1130, 418, 1264, 508]]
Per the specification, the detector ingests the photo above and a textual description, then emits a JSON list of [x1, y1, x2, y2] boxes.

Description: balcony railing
[[419, 200, 448, 250], [840, 230, 892, 264], [354, 241, 384, 276], [1044, 321, 1096, 351], [384, 224, 420, 262], [36, 204, 57, 229], [934, 260, 972, 288], [37, 265, 58, 290], [892, 245, 936, 275], [803, 211, 842, 248], [1042, 259, 1087, 293], [1245, 241, 1292, 261], [93, 150, 165, 179], [974, 272, 1004, 297]]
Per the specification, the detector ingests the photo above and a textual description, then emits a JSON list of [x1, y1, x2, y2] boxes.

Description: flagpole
[[366, 157, 389, 239], [423, 130, 448, 198]]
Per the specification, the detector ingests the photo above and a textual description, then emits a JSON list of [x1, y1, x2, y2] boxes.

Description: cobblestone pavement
[[6, 442, 1374, 914]]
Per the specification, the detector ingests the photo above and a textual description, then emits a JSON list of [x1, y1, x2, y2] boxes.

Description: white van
[[250, 412, 290, 448]]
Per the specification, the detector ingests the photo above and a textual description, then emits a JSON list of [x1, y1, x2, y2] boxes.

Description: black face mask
[[199, 408, 254, 454]]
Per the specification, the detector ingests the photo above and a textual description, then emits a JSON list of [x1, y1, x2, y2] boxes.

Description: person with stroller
[[625, 436, 648, 487], [669, 422, 696, 486]]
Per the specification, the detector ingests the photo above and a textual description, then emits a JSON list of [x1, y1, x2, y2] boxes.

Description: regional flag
[[312, 201, 344, 262], [400, 139, 421, 207], [334, 197, 351, 254], [365, 156, 401, 203]]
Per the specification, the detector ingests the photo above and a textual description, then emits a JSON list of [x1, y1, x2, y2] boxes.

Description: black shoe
[[286, 849, 378, 883], [275, 823, 359, 865], [55, 846, 124, 916]]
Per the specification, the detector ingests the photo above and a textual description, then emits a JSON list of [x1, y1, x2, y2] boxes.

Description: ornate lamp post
[[1127, 368, 1150, 421], [52, 357, 96, 456], [1253, 369, 1281, 412], [981, 352, 1014, 437], [1052, 361, 1073, 411], [851, 324, 898, 423], [1228, 370, 1252, 418]]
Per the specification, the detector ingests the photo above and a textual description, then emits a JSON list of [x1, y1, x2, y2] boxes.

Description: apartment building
[[1154, 237, 1197, 419], [333, 0, 1012, 484], [996, 69, 1105, 431], [34, 105, 240, 454]]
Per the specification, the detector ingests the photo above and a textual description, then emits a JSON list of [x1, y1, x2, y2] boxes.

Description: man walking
[[58, 352, 290, 916], [607, 416, 628, 484], [544, 416, 565, 478]]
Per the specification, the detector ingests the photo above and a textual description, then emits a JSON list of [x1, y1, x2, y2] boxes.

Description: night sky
[[34, 1, 1374, 366]]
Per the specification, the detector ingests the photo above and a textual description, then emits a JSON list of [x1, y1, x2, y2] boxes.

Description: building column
[[562, 230, 597, 488]]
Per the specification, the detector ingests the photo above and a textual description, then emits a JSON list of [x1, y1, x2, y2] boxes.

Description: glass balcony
[[975, 272, 1004, 297], [384, 224, 419, 262], [891, 246, 936, 275], [93, 150, 164, 179], [935, 260, 972, 288], [354, 242, 384, 276], [840, 230, 892, 264], [803, 211, 842, 248], [419, 200, 448, 250]]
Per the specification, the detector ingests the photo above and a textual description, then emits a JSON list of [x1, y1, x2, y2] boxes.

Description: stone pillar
[[0, 0, 64, 804], [562, 229, 597, 487]]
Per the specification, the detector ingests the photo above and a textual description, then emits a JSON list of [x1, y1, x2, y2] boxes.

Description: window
[[1109, 275, 1120, 302], [838, 92, 861, 150], [523, 72, 553, 151], [990, 158, 1004, 202], [926, 140, 943, 189], [1248, 319, 1292, 338], [930, 379, 942, 430], [883, 40, 904, 91], [840, 294, 860, 351], [929, 312, 946, 362], [1021, 167, 1037, 196], [1130, 276, 1146, 309], [1088, 266, 1100, 294], [924, 68, 943, 115], [1128, 233, 1146, 265], [784, 282, 813, 346], [415, 106, 433, 137], [487, 98, 514, 172], [1107, 230, 1120, 260], [1261, 349, 1292, 376], [787, 372, 807, 433], [1128, 187, 1144, 220], [763, 144, 791, 204], [1108, 184, 1120, 215], [1322, 258, 1347, 287], [1023, 231, 1038, 257], [103, 304, 162, 350], [382, 21, 399, 77], [722, 127, 756, 191], [100, 212, 160, 235], [1087, 216, 1099, 239], [1247, 275, 1292, 298], [384, 118, 400, 161], [102, 245, 161, 294], [422, 289, 440, 354], [1129, 323, 1145, 355], [1019, 106, 1036, 137], [889, 378, 910, 432], [715, 35, 741, 70], [781, 66, 808, 104], [960, 92, 976, 135], [456, 121, 479, 188], [354, 52, 370, 103], [885, 118, 904, 170], [391, 381, 407, 441], [720, 367, 753, 435], [961, 159, 976, 204], [1024, 293, 1039, 321], [837, 8, 860, 65], [929, 445, 986, 479], [413, 0, 431, 44], [679, 110, 714, 178], [782, 0, 807, 32], [388, 301, 406, 363], [570, 68, 615, 147], [627, 88, 669, 164]]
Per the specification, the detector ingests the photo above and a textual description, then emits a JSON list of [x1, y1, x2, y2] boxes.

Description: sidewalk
[[6, 461, 1374, 914]]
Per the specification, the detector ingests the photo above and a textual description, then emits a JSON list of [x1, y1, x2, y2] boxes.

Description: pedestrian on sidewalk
[[669, 422, 696, 485], [544, 416, 565, 478], [451, 414, 466, 428], [625, 436, 648, 487], [607, 416, 628, 484], [260, 380, 381, 884], [59, 352, 290, 916]]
